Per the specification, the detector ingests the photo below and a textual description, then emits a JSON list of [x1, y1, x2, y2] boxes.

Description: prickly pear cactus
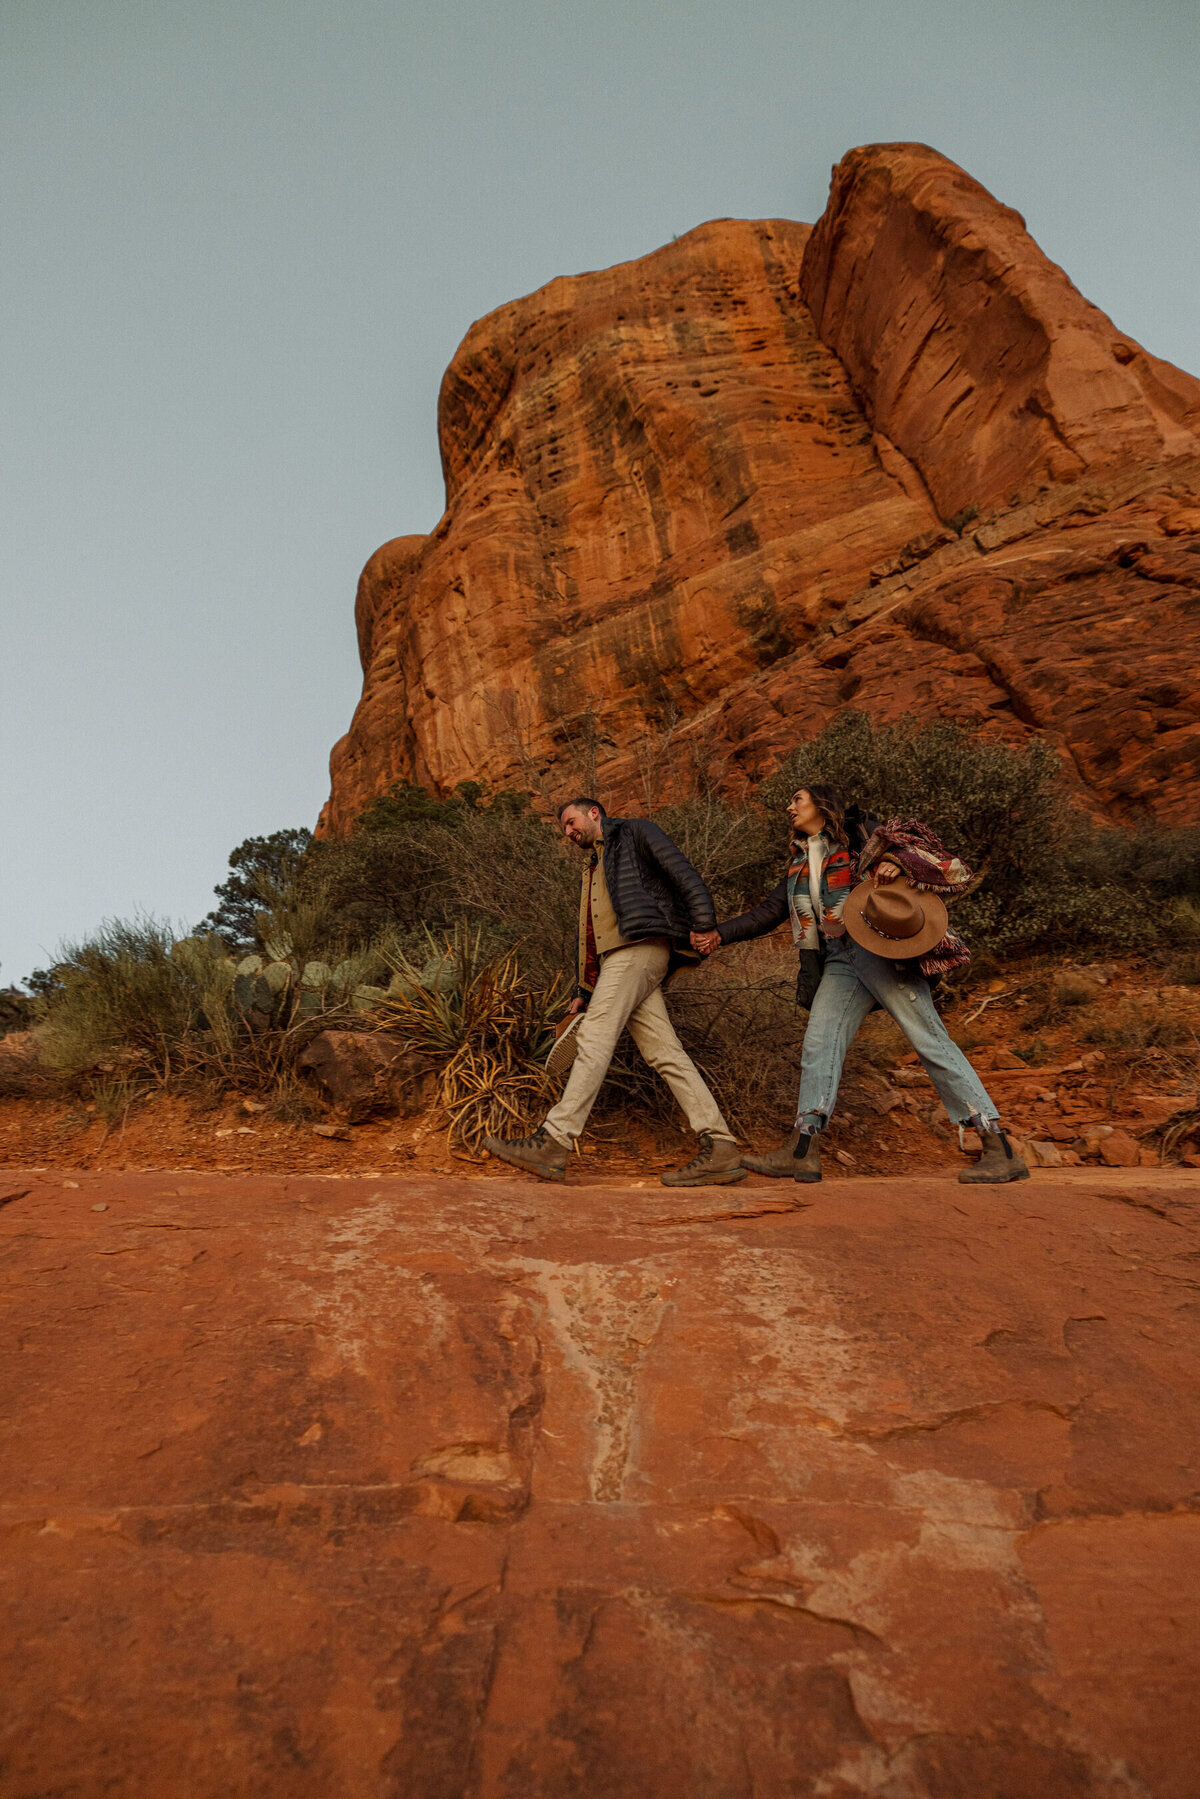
[[352, 983, 389, 1014], [262, 960, 292, 996], [386, 955, 460, 1003], [170, 930, 382, 1033]]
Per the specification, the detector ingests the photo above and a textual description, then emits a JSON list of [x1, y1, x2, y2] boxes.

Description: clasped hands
[[689, 860, 902, 957], [689, 928, 721, 956]]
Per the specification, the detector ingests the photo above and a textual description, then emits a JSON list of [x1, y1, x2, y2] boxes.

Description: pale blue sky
[[2, 0, 1197, 984]]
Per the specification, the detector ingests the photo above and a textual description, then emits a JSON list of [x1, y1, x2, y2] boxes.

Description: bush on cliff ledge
[[23, 714, 1196, 1132], [761, 710, 1187, 955], [292, 717, 1195, 967]]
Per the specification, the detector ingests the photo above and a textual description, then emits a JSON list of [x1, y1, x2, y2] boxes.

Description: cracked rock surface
[[2, 1166, 1199, 1796]]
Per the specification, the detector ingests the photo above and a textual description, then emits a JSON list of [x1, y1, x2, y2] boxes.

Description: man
[[483, 798, 745, 1186]]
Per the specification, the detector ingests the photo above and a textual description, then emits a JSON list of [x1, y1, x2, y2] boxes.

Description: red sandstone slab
[[1, 1167, 1198, 1795]]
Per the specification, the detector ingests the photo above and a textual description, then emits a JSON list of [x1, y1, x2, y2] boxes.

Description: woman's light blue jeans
[[795, 938, 998, 1133]]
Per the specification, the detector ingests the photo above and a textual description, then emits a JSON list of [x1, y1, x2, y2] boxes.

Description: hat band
[[863, 920, 924, 942], [861, 898, 926, 941]]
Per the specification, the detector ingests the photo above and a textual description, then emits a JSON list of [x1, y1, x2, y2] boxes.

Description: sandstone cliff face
[[801, 144, 1200, 522], [320, 145, 1200, 835]]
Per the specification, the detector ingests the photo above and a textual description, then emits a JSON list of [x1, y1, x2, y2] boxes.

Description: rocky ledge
[[2, 1166, 1197, 1795]]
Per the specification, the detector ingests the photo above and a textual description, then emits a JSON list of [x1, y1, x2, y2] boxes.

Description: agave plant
[[376, 925, 567, 1156]]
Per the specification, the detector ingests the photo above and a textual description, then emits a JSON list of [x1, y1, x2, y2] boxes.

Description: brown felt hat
[[843, 876, 949, 959]]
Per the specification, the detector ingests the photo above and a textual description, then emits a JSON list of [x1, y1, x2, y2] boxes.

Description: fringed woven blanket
[[857, 818, 973, 978]]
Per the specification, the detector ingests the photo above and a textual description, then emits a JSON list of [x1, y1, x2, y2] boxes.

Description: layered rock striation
[[320, 144, 1200, 834]]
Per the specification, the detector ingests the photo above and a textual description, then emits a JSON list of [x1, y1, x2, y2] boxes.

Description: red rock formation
[[320, 145, 1200, 836], [801, 143, 1200, 521], [3, 1165, 1199, 1794]]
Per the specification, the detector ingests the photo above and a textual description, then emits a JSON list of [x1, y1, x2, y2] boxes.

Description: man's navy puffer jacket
[[599, 816, 716, 947]]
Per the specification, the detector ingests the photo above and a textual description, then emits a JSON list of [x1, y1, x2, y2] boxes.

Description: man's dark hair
[[557, 795, 606, 820]]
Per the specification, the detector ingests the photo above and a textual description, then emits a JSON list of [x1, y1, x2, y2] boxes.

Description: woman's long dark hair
[[804, 783, 849, 848]]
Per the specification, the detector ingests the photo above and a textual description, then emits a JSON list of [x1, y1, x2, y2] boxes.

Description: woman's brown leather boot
[[741, 1128, 803, 1177]]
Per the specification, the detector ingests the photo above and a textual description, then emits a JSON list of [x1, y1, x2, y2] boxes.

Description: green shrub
[[198, 828, 314, 950], [654, 794, 779, 919], [42, 920, 196, 1082], [303, 784, 578, 979], [38, 917, 394, 1096], [754, 710, 1174, 955], [0, 985, 33, 1037], [1063, 820, 1200, 901], [759, 711, 1065, 899]]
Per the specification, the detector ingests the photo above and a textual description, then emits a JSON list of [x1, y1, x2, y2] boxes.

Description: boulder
[[1100, 1130, 1140, 1168], [297, 1030, 433, 1121]]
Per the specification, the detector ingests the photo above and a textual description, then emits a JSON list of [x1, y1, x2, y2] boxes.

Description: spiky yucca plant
[[376, 926, 567, 1156]]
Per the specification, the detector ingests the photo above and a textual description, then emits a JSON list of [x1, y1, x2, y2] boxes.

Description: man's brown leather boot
[[483, 1127, 568, 1182], [660, 1133, 746, 1186]]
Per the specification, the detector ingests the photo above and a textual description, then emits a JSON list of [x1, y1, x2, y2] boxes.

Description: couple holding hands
[[483, 783, 1028, 1188]]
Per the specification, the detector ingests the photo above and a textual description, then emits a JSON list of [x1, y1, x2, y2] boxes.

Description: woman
[[690, 784, 1028, 1184]]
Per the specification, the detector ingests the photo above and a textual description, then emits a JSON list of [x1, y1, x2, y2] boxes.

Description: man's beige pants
[[543, 939, 734, 1147]]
